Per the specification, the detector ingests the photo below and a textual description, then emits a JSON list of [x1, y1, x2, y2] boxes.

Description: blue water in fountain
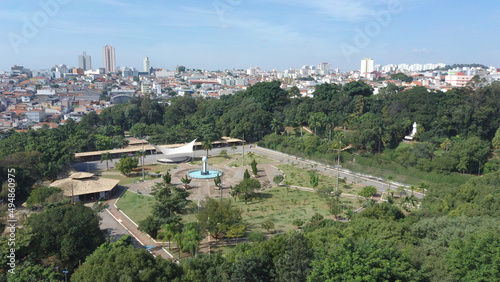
[[188, 170, 222, 179]]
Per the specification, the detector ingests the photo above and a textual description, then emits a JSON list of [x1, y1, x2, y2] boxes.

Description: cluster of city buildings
[[1, 45, 500, 131]]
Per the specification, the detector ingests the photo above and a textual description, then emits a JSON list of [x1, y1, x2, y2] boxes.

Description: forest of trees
[[2, 80, 500, 280]]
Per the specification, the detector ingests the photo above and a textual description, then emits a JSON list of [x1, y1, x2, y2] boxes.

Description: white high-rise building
[[360, 58, 374, 77], [78, 52, 92, 71], [102, 45, 116, 73], [143, 57, 150, 74]]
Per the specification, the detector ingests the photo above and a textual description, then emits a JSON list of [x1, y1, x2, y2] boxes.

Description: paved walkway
[[104, 186, 176, 261]]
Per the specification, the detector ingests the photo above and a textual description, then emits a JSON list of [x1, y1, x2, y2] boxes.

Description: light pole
[[242, 133, 245, 166], [63, 270, 69, 282], [142, 141, 145, 182], [335, 151, 342, 193]]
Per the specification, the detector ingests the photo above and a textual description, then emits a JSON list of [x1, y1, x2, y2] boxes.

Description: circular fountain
[[187, 156, 223, 179]]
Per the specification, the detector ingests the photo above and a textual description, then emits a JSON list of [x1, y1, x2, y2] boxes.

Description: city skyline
[[1, 1, 500, 71]]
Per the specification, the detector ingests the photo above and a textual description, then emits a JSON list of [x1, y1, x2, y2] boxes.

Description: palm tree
[[270, 118, 282, 135], [173, 232, 184, 259], [308, 114, 321, 135], [100, 152, 112, 170], [160, 222, 178, 251], [181, 175, 192, 189], [332, 132, 345, 192], [135, 150, 146, 181], [325, 115, 335, 141], [387, 175, 394, 194], [202, 138, 213, 158], [397, 186, 406, 198]]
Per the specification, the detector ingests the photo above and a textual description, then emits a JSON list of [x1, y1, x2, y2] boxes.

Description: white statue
[[411, 122, 417, 137]]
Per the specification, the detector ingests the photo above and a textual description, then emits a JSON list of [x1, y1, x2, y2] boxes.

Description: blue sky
[[1, 0, 499, 71]]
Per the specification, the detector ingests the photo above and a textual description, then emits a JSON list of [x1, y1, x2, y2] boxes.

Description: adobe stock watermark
[[7, 0, 70, 54], [213, 0, 243, 23], [6, 168, 17, 275], [340, 0, 402, 63]]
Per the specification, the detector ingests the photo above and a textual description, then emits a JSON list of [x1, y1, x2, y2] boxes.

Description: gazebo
[[50, 172, 119, 202]]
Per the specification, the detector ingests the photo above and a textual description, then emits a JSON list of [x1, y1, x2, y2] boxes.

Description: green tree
[[115, 155, 138, 175], [94, 134, 114, 150], [251, 159, 258, 176], [159, 222, 179, 251], [181, 222, 203, 257], [163, 170, 172, 185], [202, 138, 213, 158], [273, 174, 284, 186], [309, 171, 319, 188], [139, 182, 190, 238], [243, 169, 251, 180], [308, 238, 419, 281], [181, 174, 192, 189], [233, 178, 261, 204], [270, 118, 283, 134], [261, 218, 275, 233], [26, 186, 66, 209], [196, 197, 242, 240], [219, 149, 227, 157], [72, 236, 182, 281], [231, 254, 271, 282], [100, 152, 112, 170], [494, 127, 500, 149], [214, 174, 222, 190], [135, 150, 146, 181], [6, 262, 62, 282], [248, 231, 267, 243], [359, 185, 377, 200], [275, 232, 312, 282], [225, 223, 246, 239], [308, 112, 326, 135], [440, 138, 452, 152], [23, 203, 105, 268]]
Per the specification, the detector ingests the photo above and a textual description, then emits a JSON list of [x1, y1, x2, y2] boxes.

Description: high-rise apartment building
[[143, 57, 150, 74], [102, 45, 116, 73], [78, 52, 92, 71], [360, 57, 374, 77]]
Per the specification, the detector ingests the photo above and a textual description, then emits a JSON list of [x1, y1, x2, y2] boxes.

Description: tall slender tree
[[202, 138, 213, 158], [100, 152, 112, 170]]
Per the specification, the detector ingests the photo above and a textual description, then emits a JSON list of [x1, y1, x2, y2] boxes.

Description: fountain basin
[[188, 170, 223, 179]]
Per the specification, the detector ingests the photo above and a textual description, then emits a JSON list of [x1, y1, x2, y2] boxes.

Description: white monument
[[202, 156, 208, 175], [404, 122, 417, 140]]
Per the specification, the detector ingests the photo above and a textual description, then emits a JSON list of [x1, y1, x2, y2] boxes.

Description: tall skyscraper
[[360, 57, 374, 77], [143, 57, 150, 74], [102, 45, 116, 73], [78, 52, 92, 71]]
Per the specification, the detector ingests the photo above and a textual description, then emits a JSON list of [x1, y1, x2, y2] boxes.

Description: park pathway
[[104, 186, 176, 261]]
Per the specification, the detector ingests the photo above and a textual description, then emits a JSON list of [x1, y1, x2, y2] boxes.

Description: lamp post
[[242, 133, 245, 166], [63, 270, 69, 282]]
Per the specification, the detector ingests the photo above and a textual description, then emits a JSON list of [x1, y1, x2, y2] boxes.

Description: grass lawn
[[210, 245, 237, 255], [276, 164, 364, 195], [228, 186, 361, 234], [227, 153, 276, 167], [116, 191, 155, 223]]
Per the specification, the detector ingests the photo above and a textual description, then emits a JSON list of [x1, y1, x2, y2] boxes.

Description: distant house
[[26, 108, 46, 123]]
